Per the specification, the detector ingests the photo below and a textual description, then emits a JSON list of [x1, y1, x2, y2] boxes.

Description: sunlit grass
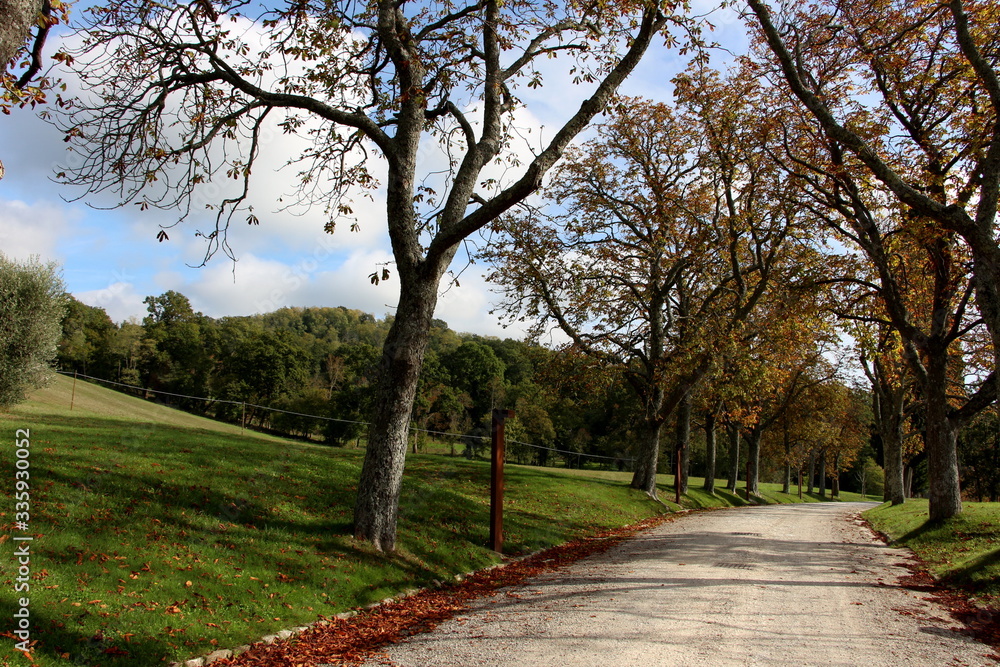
[[865, 499, 1000, 608]]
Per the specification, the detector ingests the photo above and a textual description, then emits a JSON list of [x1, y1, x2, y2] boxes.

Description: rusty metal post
[[490, 408, 514, 554]]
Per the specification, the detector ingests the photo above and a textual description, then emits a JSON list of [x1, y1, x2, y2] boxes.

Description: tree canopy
[[0, 254, 66, 408], [55, 0, 688, 551]]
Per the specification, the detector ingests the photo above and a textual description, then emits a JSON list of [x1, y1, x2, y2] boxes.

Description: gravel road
[[364, 502, 996, 667]]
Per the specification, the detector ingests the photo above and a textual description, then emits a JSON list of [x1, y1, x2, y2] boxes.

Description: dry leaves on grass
[[217, 514, 676, 667]]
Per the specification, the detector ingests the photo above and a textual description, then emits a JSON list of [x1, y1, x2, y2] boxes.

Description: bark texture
[[876, 387, 907, 506], [746, 430, 762, 498], [632, 420, 663, 497], [353, 275, 441, 551], [782, 424, 792, 494], [0, 0, 41, 71], [818, 449, 827, 499], [807, 450, 815, 494], [676, 391, 692, 495], [832, 451, 840, 498], [925, 354, 963, 521]]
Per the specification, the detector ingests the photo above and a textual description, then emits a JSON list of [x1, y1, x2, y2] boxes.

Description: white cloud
[[75, 281, 146, 324], [0, 198, 77, 263], [435, 270, 498, 336], [148, 243, 529, 340], [164, 246, 396, 319]]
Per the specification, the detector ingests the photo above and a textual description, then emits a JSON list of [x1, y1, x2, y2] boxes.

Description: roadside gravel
[[364, 502, 996, 667]]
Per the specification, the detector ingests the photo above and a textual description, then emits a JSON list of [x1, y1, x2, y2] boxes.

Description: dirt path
[[363, 502, 995, 667]]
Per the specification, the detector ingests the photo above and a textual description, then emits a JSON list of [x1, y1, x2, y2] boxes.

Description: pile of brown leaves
[[217, 514, 675, 667]]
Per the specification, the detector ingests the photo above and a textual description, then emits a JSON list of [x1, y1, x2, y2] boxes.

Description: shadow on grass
[[0, 596, 178, 667], [711, 488, 750, 507], [895, 517, 950, 544], [943, 547, 1000, 589]]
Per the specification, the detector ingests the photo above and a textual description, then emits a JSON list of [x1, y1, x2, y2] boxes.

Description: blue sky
[[0, 1, 746, 336]]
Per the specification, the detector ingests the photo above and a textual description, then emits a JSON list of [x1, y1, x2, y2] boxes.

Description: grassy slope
[[21, 375, 287, 439], [2, 377, 858, 666], [865, 500, 1000, 608]]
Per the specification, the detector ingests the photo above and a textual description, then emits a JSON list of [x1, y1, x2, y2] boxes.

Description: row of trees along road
[[745, 0, 998, 520], [485, 87, 841, 500], [17, 0, 994, 548]]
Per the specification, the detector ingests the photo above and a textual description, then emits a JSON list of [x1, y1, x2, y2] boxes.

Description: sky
[[0, 1, 747, 338]]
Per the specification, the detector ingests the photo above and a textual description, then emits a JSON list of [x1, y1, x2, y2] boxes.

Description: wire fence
[[57, 370, 634, 469]]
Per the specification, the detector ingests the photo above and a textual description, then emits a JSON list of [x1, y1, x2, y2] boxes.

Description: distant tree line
[[56, 291, 637, 465]]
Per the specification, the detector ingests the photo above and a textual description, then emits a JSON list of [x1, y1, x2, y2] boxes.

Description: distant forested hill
[[56, 293, 637, 468]]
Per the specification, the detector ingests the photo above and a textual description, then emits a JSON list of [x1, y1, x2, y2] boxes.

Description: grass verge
[[864, 499, 1000, 608]]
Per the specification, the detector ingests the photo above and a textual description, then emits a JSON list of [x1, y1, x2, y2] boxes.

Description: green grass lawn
[[864, 499, 1000, 608], [1, 376, 860, 666]]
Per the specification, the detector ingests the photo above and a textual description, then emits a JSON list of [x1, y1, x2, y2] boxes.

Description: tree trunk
[[631, 418, 663, 497], [925, 353, 962, 521], [677, 390, 692, 495], [746, 429, 761, 497], [807, 449, 815, 494], [870, 357, 907, 506], [703, 408, 717, 495], [904, 465, 913, 499], [832, 451, 840, 498], [966, 231, 1000, 390], [726, 423, 740, 492], [353, 277, 439, 552], [881, 394, 907, 506], [781, 423, 791, 494], [992, 425, 1000, 503], [818, 449, 827, 499], [0, 0, 43, 74], [883, 433, 905, 505]]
